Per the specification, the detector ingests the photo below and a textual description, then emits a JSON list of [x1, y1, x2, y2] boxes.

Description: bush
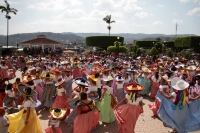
[[154, 42, 162, 53], [136, 48, 141, 55], [163, 41, 175, 48], [149, 47, 159, 55], [136, 41, 157, 48], [86, 36, 124, 50], [181, 49, 194, 59], [166, 49, 173, 57], [174, 36, 200, 48]]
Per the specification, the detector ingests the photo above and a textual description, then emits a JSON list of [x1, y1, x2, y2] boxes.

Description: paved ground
[[10, 71, 200, 133]]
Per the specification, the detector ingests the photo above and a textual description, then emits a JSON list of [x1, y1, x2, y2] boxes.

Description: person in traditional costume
[[114, 75, 125, 103], [3, 83, 18, 114], [157, 77, 200, 133], [33, 71, 44, 100], [65, 77, 90, 125], [52, 78, 70, 120], [45, 108, 66, 133], [139, 67, 151, 95], [40, 73, 55, 108], [13, 78, 23, 105], [114, 83, 144, 133], [6, 86, 43, 133], [149, 70, 161, 98], [0, 78, 8, 107], [98, 76, 115, 123], [0, 60, 10, 79], [87, 74, 99, 101], [62, 69, 73, 98], [73, 92, 100, 133]]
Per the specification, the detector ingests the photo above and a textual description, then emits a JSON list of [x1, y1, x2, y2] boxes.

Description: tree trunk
[[7, 18, 9, 48]]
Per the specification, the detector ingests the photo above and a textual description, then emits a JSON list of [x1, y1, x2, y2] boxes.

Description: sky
[[0, 0, 200, 35]]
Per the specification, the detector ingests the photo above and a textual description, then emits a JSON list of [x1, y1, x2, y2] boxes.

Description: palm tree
[[0, 0, 18, 48], [103, 15, 115, 36]]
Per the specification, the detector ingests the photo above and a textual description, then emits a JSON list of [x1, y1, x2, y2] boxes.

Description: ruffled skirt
[[150, 82, 159, 98], [73, 111, 99, 133], [148, 98, 160, 116], [114, 104, 142, 133], [6, 109, 43, 133], [45, 127, 62, 133]]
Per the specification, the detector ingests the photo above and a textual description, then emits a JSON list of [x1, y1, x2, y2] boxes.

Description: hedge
[[136, 41, 157, 48], [174, 36, 200, 48], [86, 36, 124, 50], [163, 41, 175, 48]]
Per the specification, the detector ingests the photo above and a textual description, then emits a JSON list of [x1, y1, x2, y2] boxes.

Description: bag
[[110, 94, 117, 109]]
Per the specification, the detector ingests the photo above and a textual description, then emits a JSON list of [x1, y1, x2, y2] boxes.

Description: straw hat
[[103, 76, 113, 82], [142, 67, 151, 73], [92, 66, 101, 72], [171, 77, 189, 90], [161, 75, 170, 82], [18, 84, 37, 96], [124, 83, 144, 92], [169, 66, 177, 73], [40, 73, 55, 79], [28, 67, 36, 72], [87, 74, 98, 82], [62, 68, 72, 72], [55, 78, 65, 86], [74, 77, 89, 87], [60, 61, 70, 65], [23, 75, 36, 83], [50, 108, 67, 119], [51, 69, 62, 74], [115, 75, 125, 81], [127, 68, 137, 72]]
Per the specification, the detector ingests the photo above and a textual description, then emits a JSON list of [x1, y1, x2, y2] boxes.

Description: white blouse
[[5, 90, 15, 97], [23, 100, 35, 110], [151, 75, 161, 82], [125, 94, 143, 105], [56, 88, 65, 96], [88, 86, 97, 91], [116, 82, 124, 89], [103, 85, 113, 94], [49, 119, 60, 127]]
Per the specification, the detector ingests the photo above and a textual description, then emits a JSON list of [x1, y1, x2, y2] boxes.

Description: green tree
[[136, 48, 141, 55], [154, 42, 162, 53], [103, 15, 115, 36], [150, 47, 159, 55], [166, 49, 173, 57], [0, 0, 18, 47], [107, 41, 127, 53]]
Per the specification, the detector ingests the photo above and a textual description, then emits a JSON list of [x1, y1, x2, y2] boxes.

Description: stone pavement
[[10, 71, 200, 133]]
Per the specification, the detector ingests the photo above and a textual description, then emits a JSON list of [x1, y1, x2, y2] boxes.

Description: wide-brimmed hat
[[51, 69, 62, 74], [103, 68, 111, 72], [142, 67, 151, 73], [115, 75, 125, 81], [40, 73, 55, 79], [60, 61, 70, 65], [50, 108, 67, 119], [127, 68, 137, 72], [74, 77, 89, 87], [103, 76, 113, 82], [92, 66, 101, 72], [194, 74, 200, 80], [171, 77, 189, 90], [23, 75, 36, 83], [196, 67, 200, 72], [187, 65, 196, 71], [161, 75, 170, 82], [55, 78, 65, 86], [87, 74, 98, 82], [169, 66, 177, 73], [62, 68, 72, 72], [18, 84, 37, 96], [124, 83, 144, 92]]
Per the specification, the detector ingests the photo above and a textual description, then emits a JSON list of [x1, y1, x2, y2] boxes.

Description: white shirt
[[96, 78, 102, 88], [126, 94, 143, 105], [56, 88, 65, 96], [5, 90, 15, 97], [88, 86, 97, 91], [151, 75, 161, 82], [23, 100, 35, 110], [116, 82, 124, 89], [103, 85, 113, 94], [49, 118, 60, 127]]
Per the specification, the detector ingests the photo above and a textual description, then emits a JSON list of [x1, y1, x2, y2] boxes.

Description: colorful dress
[[33, 79, 44, 100], [40, 81, 55, 108], [73, 100, 99, 133], [114, 82, 125, 103], [114, 95, 143, 133], [45, 118, 62, 133], [0, 84, 6, 107], [140, 75, 151, 95], [150, 75, 161, 98], [6, 100, 43, 133], [97, 85, 115, 123]]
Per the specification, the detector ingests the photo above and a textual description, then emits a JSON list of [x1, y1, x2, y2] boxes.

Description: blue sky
[[0, 0, 200, 35]]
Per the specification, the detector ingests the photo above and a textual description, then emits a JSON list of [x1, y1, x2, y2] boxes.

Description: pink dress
[[150, 76, 161, 98], [34, 79, 44, 100], [45, 118, 62, 133], [73, 101, 99, 133], [72, 67, 82, 79], [0, 66, 10, 79], [114, 95, 142, 133], [52, 88, 70, 119]]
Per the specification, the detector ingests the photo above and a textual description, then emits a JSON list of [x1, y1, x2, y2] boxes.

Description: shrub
[[149, 47, 159, 55]]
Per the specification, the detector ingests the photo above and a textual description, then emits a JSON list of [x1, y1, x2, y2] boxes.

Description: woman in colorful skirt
[[73, 92, 100, 133], [98, 76, 115, 123], [6, 86, 43, 133], [150, 71, 161, 98], [114, 75, 125, 103], [140, 67, 151, 95], [52, 78, 70, 120], [33, 71, 44, 100], [40, 73, 55, 108], [114, 83, 144, 133], [0, 78, 8, 107], [45, 108, 66, 133]]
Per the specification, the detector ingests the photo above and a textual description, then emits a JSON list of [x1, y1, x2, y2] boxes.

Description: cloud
[[174, 12, 178, 15], [187, 7, 200, 16], [157, 5, 164, 7], [132, 23, 148, 27], [172, 19, 183, 24], [56, 9, 87, 19], [135, 12, 148, 18], [152, 21, 163, 25], [179, 0, 200, 4], [27, 0, 81, 11]]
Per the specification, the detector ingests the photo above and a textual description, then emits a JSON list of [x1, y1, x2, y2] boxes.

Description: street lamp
[[117, 37, 120, 57]]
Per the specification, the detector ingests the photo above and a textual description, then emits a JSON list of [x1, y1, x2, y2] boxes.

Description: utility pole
[[175, 23, 178, 38]]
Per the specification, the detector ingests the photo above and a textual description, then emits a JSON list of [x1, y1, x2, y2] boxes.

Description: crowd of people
[[0, 53, 200, 133]]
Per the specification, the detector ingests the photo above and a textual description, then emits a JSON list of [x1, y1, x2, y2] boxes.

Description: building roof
[[20, 35, 62, 45]]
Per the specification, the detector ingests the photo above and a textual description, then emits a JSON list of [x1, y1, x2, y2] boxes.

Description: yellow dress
[[6, 100, 43, 133]]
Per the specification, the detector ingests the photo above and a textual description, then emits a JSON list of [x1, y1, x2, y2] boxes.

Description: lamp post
[[117, 37, 120, 57]]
